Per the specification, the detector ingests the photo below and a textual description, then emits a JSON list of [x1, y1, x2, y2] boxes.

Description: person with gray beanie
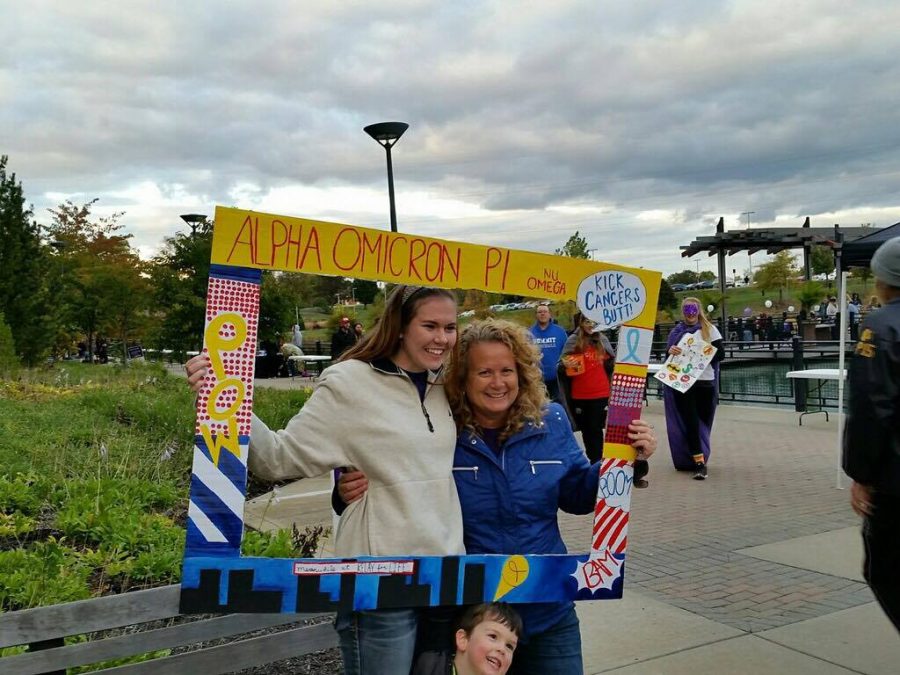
[[842, 235, 900, 633]]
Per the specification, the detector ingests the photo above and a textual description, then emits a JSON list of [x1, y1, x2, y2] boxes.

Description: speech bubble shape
[[576, 271, 647, 329], [571, 550, 623, 592], [597, 464, 633, 512]]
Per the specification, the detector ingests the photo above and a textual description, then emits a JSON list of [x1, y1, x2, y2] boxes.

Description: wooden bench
[[0, 584, 337, 674]]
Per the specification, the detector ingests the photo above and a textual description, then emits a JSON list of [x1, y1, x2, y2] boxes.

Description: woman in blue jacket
[[340, 319, 656, 674], [444, 319, 655, 674]]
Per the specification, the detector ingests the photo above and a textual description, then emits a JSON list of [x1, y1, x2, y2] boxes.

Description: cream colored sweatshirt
[[249, 359, 465, 558]]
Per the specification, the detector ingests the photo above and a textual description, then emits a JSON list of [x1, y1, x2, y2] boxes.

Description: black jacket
[[330, 326, 357, 359], [842, 297, 900, 495]]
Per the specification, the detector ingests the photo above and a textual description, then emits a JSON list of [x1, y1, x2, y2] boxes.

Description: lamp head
[[364, 122, 409, 147], [180, 213, 207, 236]]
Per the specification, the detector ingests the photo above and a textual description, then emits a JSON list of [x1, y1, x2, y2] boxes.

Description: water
[[647, 358, 842, 409]]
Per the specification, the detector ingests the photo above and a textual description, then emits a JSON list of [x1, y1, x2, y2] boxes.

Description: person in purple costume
[[663, 298, 724, 480]]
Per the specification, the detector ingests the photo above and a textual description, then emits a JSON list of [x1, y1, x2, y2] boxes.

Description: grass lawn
[[0, 362, 315, 615]]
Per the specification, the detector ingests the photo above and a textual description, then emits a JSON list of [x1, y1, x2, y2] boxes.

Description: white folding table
[[288, 354, 332, 378], [785, 368, 847, 425]]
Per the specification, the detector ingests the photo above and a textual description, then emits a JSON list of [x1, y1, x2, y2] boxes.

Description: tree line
[[0, 156, 381, 366]]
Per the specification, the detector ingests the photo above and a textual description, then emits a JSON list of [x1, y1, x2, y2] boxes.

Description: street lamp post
[[364, 122, 409, 233], [180, 213, 207, 236]]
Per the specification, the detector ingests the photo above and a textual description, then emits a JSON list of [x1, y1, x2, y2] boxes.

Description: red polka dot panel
[[195, 277, 260, 438]]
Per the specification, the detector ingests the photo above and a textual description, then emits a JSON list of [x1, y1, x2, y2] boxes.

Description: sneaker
[[634, 479, 649, 488], [693, 463, 708, 480]]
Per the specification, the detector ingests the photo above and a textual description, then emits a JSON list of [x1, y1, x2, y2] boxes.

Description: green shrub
[[241, 528, 297, 558], [54, 479, 181, 547], [0, 540, 92, 610], [0, 473, 50, 515], [0, 512, 36, 538]]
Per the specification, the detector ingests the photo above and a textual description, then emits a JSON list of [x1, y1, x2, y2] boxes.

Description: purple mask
[[683, 304, 699, 317]]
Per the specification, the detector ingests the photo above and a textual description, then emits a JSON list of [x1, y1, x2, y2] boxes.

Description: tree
[[0, 312, 17, 374], [658, 279, 677, 309], [93, 257, 151, 362], [0, 156, 51, 365], [46, 200, 151, 362], [809, 245, 834, 277], [851, 266, 872, 291], [258, 272, 298, 342], [313, 275, 351, 309], [698, 270, 716, 282], [796, 281, 826, 312], [666, 270, 700, 286], [149, 221, 213, 354], [269, 271, 320, 310], [554, 231, 590, 259], [351, 278, 379, 305], [753, 251, 798, 302]]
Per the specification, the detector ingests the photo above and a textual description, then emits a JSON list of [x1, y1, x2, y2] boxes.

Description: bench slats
[[97, 622, 338, 674], [0, 612, 323, 675], [0, 585, 181, 648]]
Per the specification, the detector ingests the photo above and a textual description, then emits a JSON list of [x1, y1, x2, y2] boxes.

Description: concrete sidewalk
[[186, 367, 900, 672], [566, 401, 899, 674]]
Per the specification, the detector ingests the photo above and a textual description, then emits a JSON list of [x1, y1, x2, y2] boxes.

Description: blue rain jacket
[[453, 402, 600, 638]]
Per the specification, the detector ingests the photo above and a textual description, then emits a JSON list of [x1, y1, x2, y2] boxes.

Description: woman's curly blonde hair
[[445, 319, 548, 442]]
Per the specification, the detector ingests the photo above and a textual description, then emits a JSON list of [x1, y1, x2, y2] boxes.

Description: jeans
[[509, 606, 583, 675], [335, 608, 418, 675]]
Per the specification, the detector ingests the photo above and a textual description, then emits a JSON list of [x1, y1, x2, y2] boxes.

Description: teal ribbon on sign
[[622, 328, 640, 363]]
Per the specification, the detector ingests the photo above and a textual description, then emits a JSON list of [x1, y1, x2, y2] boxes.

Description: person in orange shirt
[[558, 312, 614, 463], [558, 313, 649, 486]]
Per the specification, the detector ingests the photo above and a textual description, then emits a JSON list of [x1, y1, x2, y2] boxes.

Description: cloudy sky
[[4, 0, 900, 276]]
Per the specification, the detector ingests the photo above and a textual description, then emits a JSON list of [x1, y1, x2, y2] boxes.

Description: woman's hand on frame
[[627, 419, 657, 459], [185, 354, 210, 393]]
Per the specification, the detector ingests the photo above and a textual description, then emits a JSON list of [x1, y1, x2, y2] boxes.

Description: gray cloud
[[3, 0, 900, 276]]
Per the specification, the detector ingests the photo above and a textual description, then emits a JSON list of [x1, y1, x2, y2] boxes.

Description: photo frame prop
[[180, 206, 661, 613]]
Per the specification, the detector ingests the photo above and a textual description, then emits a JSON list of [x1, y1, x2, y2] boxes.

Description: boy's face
[[455, 619, 518, 675]]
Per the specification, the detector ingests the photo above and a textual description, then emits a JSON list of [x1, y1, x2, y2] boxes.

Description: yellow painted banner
[[212, 206, 661, 330]]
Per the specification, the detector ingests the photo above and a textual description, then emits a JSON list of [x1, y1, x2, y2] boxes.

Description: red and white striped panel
[[592, 458, 632, 555]]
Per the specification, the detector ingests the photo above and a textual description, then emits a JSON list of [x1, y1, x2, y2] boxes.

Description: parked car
[[671, 283, 688, 292], [698, 279, 717, 289]]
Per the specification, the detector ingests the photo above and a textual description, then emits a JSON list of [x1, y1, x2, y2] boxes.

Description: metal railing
[[645, 336, 850, 409]]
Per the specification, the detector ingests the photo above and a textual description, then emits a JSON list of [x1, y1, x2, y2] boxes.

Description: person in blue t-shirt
[[529, 303, 568, 402]]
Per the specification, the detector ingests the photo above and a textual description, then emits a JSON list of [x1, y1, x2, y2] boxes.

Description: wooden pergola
[[680, 217, 876, 326]]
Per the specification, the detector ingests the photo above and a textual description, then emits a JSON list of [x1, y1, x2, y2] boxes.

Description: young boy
[[454, 602, 522, 675], [415, 602, 523, 675]]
